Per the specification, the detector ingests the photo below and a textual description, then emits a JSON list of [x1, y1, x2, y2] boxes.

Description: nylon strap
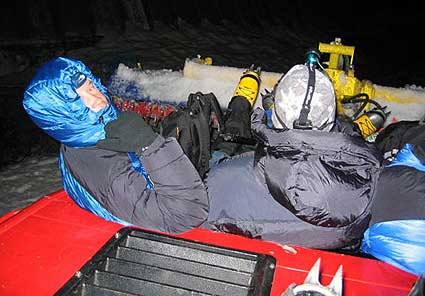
[[127, 152, 155, 191], [294, 63, 316, 128]]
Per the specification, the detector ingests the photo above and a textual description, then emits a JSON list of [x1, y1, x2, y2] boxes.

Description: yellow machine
[[193, 55, 213, 65], [318, 38, 375, 116]]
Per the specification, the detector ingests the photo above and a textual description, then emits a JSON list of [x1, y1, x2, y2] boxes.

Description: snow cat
[[0, 189, 420, 295]]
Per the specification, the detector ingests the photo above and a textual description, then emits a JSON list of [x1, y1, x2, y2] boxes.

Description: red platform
[[0, 189, 417, 295]]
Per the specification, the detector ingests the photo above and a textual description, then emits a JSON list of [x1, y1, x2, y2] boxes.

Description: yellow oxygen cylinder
[[353, 108, 387, 139], [232, 66, 261, 107]]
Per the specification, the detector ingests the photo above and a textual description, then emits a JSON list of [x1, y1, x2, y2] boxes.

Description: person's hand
[[96, 111, 157, 153]]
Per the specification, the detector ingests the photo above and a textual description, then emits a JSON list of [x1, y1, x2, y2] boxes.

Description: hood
[[23, 57, 119, 147]]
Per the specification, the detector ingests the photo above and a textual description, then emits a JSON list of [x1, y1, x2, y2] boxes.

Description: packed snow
[[0, 155, 62, 216], [109, 60, 425, 123]]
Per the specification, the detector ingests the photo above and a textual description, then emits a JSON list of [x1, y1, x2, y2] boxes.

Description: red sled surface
[[0, 189, 417, 295]]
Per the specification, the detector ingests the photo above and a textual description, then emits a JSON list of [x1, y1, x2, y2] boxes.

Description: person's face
[[75, 79, 109, 112]]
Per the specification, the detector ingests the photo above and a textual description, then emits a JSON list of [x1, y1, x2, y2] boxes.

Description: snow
[[109, 61, 425, 123], [374, 85, 425, 123], [109, 63, 242, 108], [0, 155, 62, 216], [1, 20, 425, 217]]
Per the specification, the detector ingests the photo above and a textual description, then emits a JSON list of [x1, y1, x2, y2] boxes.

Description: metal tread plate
[[56, 227, 276, 296]]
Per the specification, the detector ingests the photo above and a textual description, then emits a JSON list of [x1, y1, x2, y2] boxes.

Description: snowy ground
[[0, 155, 62, 216], [1, 20, 425, 217]]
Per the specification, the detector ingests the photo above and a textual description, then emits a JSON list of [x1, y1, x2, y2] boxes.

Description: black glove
[[96, 111, 157, 153], [333, 116, 363, 137]]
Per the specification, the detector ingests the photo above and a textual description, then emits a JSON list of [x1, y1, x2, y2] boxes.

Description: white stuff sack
[[272, 64, 336, 131]]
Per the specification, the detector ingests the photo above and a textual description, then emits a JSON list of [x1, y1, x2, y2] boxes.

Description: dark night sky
[[1, 1, 424, 86]]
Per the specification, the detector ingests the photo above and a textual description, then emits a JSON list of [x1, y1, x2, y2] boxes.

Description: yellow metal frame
[[319, 38, 375, 115]]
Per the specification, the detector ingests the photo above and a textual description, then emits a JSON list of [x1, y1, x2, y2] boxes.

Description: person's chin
[[92, 104, 108, 113]]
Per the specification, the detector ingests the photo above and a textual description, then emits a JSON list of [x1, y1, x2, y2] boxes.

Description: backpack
[[160, 92, 224, 178], [375, 120, 425, 160]]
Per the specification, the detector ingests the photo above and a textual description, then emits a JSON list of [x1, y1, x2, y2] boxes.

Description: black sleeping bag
[[203, 109, 383, 250], [370, 120, 425, 224], [370, 165, 425, 225]]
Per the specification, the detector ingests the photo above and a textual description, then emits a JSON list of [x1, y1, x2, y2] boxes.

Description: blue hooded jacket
[[23, 57, 129, 224], [23, 57, 119, 147], [23, 57, 209, 230]]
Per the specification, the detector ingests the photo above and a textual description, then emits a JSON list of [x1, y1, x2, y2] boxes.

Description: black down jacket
[[203, 109, 382, 249], [61, 135, 209, 234]]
